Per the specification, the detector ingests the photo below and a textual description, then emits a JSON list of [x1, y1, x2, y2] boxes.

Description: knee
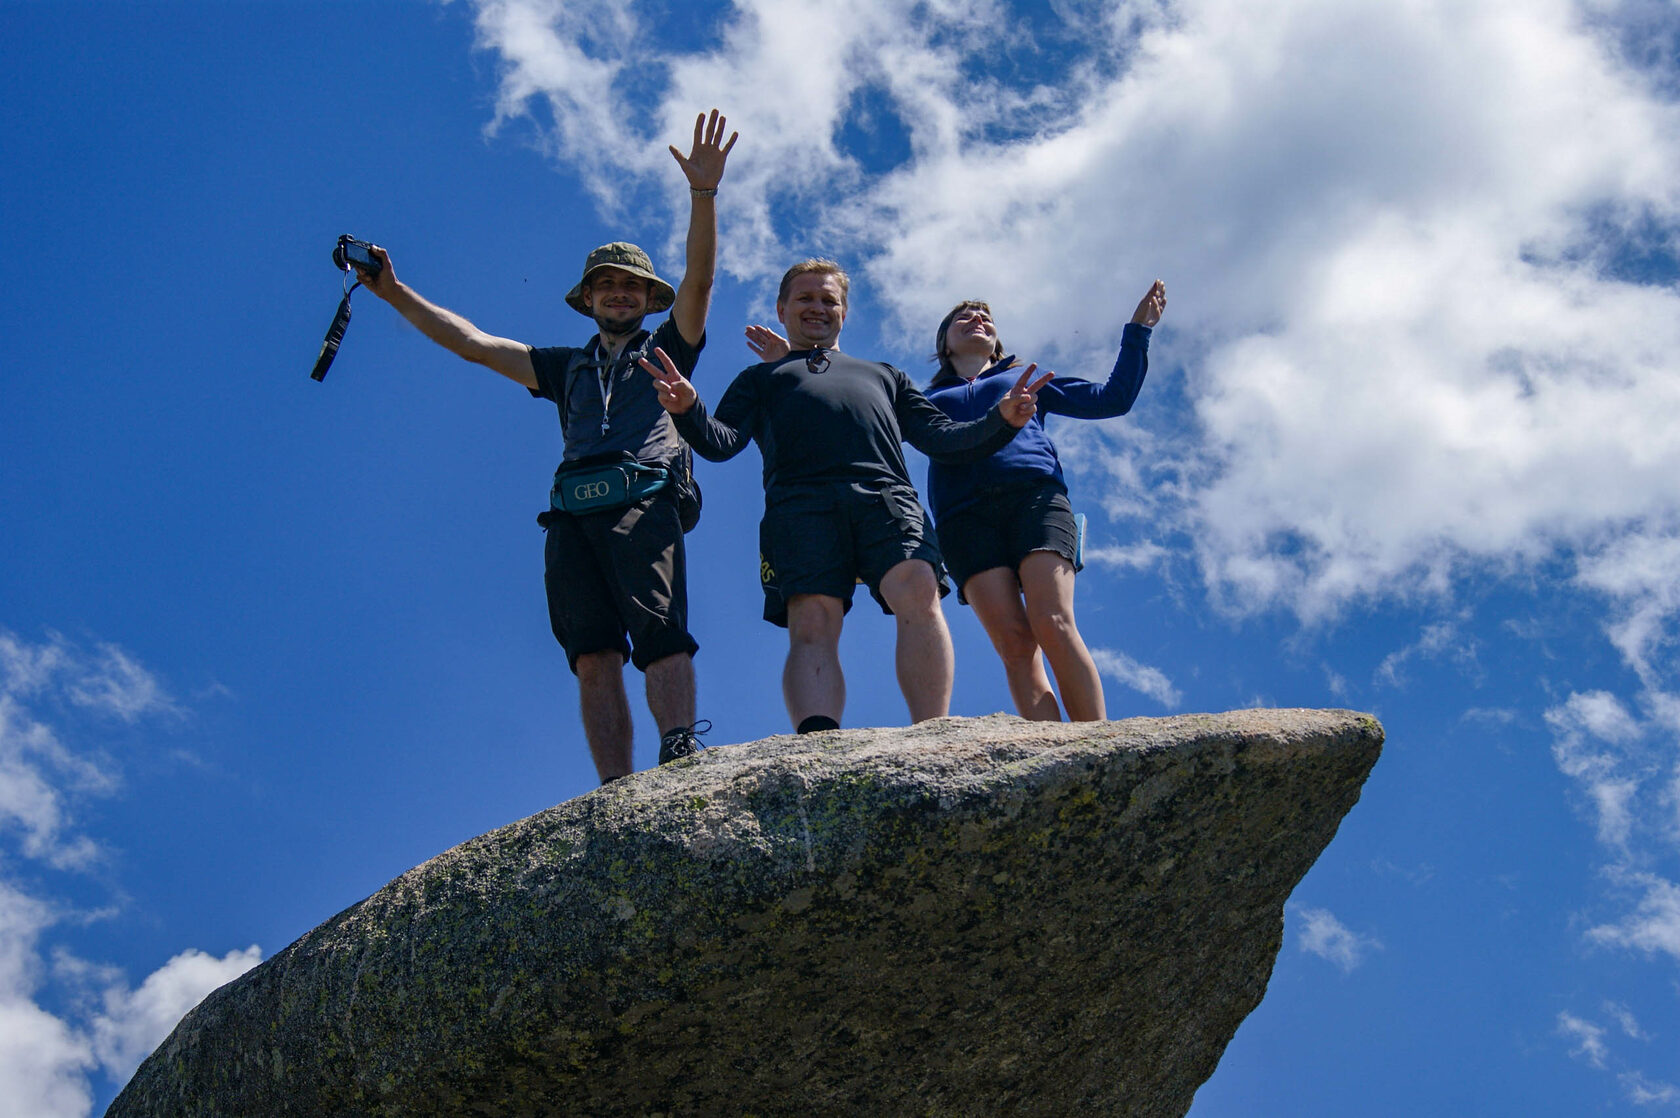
[[1026, 603, 1079, 650], [643, 650, 694, 679], [787, 596, 844, 648], [881, 561, 941, 619], [990, 618, 1042, 667], [576, 650, 625, 686]]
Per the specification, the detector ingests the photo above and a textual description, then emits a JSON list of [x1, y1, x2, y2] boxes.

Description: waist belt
[[550, 460, 670, 516]]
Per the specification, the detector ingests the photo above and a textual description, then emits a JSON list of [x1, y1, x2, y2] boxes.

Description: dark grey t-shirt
[[529, 317, 704, 465]]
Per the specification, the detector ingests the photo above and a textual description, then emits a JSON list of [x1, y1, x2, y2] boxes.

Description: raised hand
[[999, 362, 1056, 428], [353, 245, 397, 300], [745, 324, 790, 362], [638, 346, 699, 414], [670, 109, 738, 192], [1132, 279, 1166, 327]]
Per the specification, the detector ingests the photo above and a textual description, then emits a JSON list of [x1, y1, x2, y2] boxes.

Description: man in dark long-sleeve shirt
[[641, 259, 1049, 733]]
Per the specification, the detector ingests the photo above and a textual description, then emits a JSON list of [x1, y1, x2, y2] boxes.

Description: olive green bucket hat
[[564, 242, 676, 317]]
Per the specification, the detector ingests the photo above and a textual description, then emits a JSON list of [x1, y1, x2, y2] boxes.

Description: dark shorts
[[934, 482, 1079, 603], [758, 483, 950, 628], [543, 491, 699, 673]]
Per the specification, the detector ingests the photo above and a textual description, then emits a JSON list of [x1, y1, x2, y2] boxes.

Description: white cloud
[[475, 0, 647, 209], [1322, 665, 1348, 700], [1621, 1070, 1680, 1107], [471, 0, 1013, 286], [0, 649, 126, 870], [0, 998, 96, 1118], [1589, 872, 1680, 963], [0, 629, 176, 869], [1560, 1010, 1612, 1069], [1575, 528, 1680, 692], [0, 633, 70, 698], [1605, 1000, 1650, 1042], [1089, 646, 1181, 708], [1547, 690, 1650, 849], [1083, 539, 1174, 575], [0, 881, 95, 1118], [1461, 707, 1517, 727], [1559, 1001, 1680, 1107], [63, 643, 177, 724], [0, 630, 262, 1111], [1541, 607, 1680, 1099], [0, 632, 176, 724], [1374, 619, 1480, 689], [89, 946, 262, 1084], [1294, 905, 1381, 973], [842, 0, 1680, 622]]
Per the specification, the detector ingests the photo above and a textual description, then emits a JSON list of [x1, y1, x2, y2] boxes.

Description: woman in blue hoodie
[[917, 280, 1164, 720]]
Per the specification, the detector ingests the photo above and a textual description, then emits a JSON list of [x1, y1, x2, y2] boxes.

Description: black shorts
[[543, 491, 699, 673], [758, 483, 950, 628], [934, 482, 1079, 603]]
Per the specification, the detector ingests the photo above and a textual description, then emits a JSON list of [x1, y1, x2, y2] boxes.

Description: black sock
[[797, 715, 840, 734]]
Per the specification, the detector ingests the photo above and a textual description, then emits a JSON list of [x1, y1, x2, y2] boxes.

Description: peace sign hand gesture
[[638, 347, 698, 414], [999, 363, 1056, 428]]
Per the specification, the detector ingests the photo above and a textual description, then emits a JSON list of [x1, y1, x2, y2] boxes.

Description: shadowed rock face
[[108, 709, 1382, 1118]]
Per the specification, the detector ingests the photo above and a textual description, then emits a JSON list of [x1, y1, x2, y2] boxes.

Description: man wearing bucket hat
[[352, 110, 737, 785]]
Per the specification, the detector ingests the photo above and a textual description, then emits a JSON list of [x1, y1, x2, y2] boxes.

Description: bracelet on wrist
[[690, 187, 718, 197]]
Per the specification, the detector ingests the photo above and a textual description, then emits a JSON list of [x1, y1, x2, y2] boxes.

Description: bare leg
[[1019, 550, 1105, 721], [877, 559, 954, 722], [644, 652, 696, 736], [576, 650, 634, 782], [784, 594, 846, 728], [963, 566, 1062, 720]]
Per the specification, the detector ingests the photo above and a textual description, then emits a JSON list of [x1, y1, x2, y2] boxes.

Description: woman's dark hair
[[930, 299, 1013, 387]]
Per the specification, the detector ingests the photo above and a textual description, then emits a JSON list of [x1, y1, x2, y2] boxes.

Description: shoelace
[[661, 719, 713, 756]]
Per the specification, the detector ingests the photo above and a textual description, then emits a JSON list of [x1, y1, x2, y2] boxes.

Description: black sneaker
[[659, 719, 712, 765]]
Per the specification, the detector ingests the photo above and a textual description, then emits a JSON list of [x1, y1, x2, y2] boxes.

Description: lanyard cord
[[310, 275, 363, 382], [585, 334, 648, 436], [579, 340, 617, 436], [596, 349, 614, 436]]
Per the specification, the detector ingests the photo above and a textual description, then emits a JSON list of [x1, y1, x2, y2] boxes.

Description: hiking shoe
[[659, 719, 712, 765]]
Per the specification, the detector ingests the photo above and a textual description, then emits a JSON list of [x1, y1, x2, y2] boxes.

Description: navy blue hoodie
[[923, 322, 1151, 520]]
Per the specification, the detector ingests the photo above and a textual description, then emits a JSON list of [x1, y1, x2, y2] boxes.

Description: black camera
[[314, 234, 382, 381], [332, 234, 383, 279]]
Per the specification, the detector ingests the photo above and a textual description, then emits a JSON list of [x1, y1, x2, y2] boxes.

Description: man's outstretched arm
[[355, 246, 536, 390], [668, 110, 738, 348]]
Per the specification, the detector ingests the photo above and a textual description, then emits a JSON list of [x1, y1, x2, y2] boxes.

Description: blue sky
[[4, 0, 1680, 1113]]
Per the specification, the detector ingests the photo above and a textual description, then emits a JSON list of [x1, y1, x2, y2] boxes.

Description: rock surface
[[109, 708, 1381, 1118]]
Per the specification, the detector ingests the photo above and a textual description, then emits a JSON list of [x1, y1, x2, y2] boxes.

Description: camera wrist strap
[[311, 277, 362, 382]]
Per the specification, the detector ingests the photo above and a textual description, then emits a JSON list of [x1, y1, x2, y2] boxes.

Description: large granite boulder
[[109, 708, 1382, 1117]]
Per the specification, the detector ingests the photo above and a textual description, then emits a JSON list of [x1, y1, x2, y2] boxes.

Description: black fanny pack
[[550, 459, 670, 516]]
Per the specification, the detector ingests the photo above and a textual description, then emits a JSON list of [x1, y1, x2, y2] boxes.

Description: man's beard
[[594, 312, 646, 340]]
